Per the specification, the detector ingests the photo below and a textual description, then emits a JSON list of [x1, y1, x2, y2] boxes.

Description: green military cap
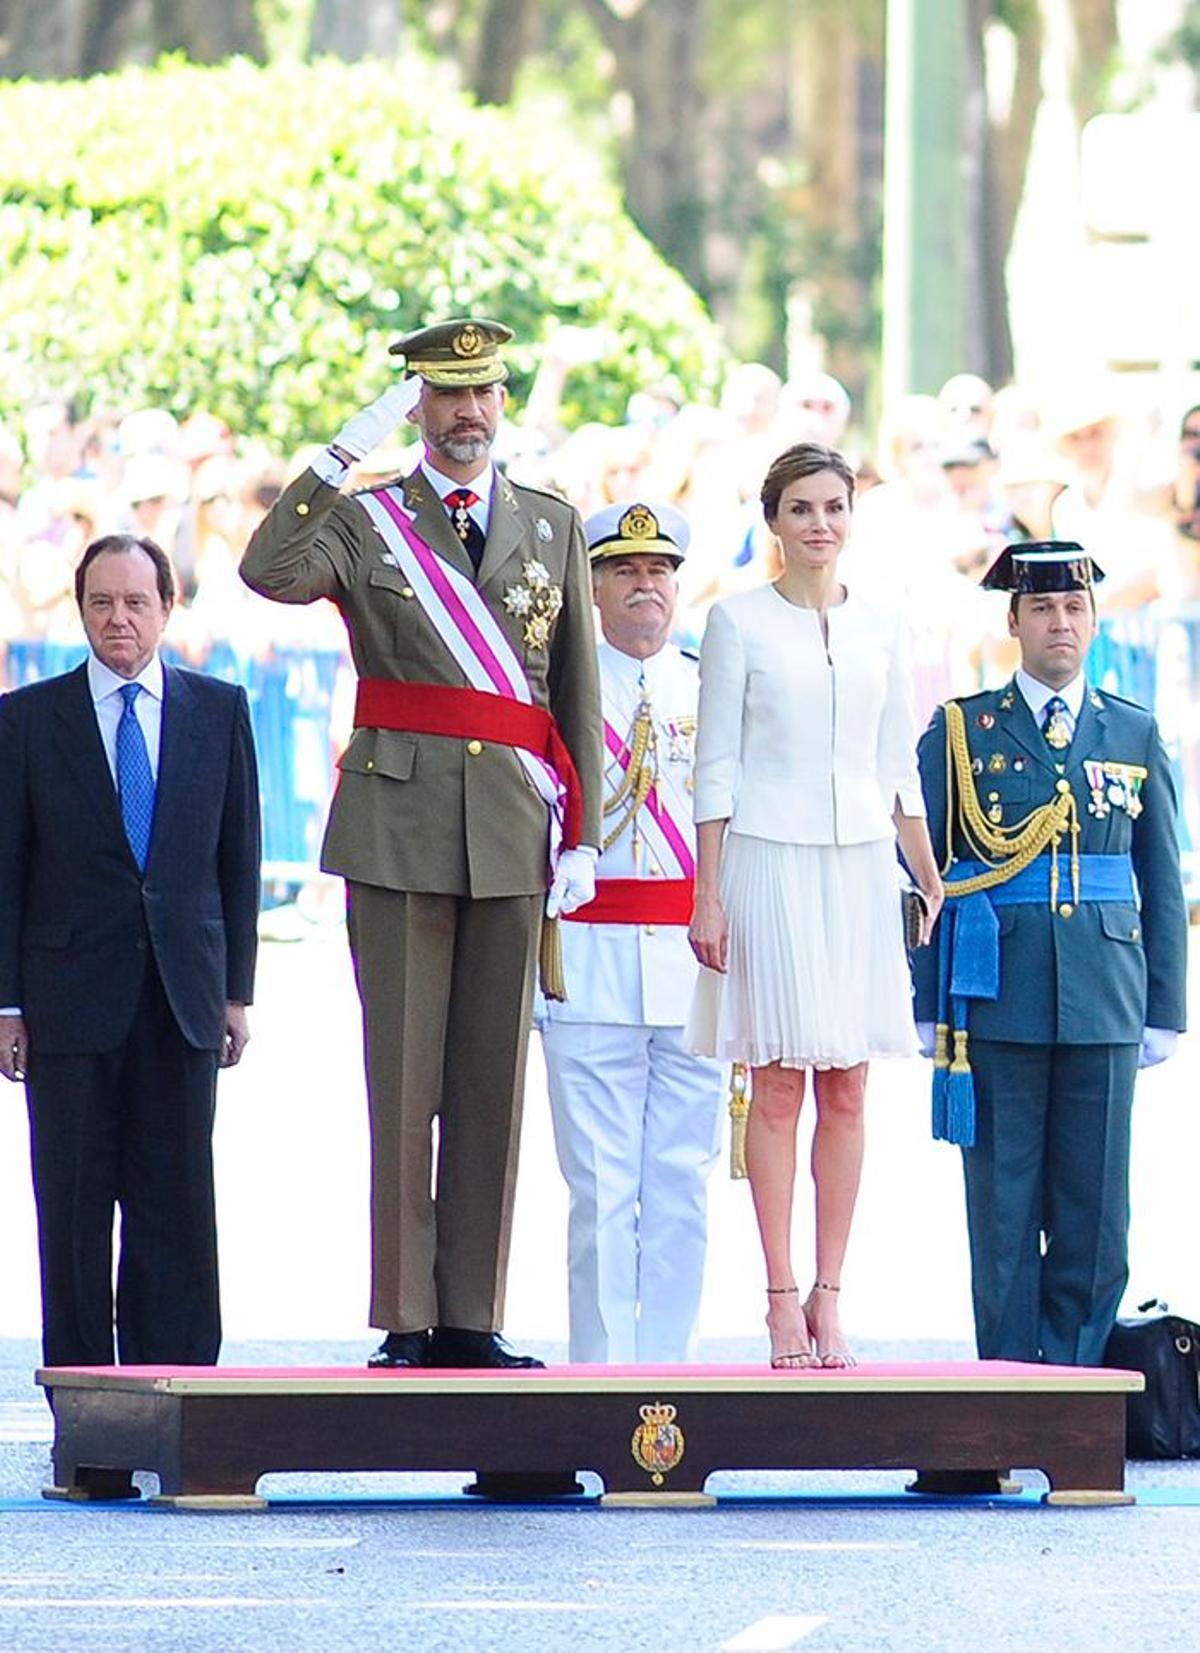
[[388, 317, 513, 386]]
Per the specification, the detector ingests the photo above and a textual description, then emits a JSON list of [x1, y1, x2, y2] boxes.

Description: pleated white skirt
[[686, 831, 918, 1070]]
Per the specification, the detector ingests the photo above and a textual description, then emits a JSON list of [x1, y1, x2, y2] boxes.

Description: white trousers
[[542, 1021, 724, 1364]]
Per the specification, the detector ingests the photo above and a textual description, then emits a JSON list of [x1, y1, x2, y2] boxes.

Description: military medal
[[978, 712, 995, 730], [1084, 760, 1110, 818], [988, 753, 1007, 774], [987, 791, 1003, 825], [502, 558, 564, 650]]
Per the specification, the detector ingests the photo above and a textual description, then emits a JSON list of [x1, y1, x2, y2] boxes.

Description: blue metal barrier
[[3, 621, 1197, 901]]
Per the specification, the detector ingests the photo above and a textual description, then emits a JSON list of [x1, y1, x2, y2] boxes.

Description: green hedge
[[0, 55, 722, 448]]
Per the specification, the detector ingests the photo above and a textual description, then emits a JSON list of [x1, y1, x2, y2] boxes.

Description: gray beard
[[432, 432, 491, 464]]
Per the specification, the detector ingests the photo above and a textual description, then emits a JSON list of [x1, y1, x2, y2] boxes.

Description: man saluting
[[242, 318, 602, 1368]]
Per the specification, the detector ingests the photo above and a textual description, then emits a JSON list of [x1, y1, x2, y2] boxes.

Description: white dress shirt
[[693, 583, 925, 844], [88, 651, 165, 784]]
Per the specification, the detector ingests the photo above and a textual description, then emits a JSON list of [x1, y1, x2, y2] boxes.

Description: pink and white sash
[[602, 717, 695, 878], [357, 488, 563, 824]]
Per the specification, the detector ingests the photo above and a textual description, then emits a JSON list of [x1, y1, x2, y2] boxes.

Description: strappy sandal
[[802, 1279, 857, 1368], [766, 1286, 819, 1369]]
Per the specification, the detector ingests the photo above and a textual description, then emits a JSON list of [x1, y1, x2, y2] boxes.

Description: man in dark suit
[[0, 533, 261, 1368], [242, 317, 603, 1370], [913, 542, 1188, 1367]]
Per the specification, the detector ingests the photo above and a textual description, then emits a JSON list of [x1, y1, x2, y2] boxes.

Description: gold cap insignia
[[453, 324, 484, 358], [619, 505, 660, 542]]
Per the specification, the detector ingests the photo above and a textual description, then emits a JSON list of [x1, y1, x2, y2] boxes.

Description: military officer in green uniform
[[242, 319, 603, 1368], [913, 542, 1187, 1366]]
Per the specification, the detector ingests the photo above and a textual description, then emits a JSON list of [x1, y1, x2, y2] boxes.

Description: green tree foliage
[[0, 54, 721, 448]]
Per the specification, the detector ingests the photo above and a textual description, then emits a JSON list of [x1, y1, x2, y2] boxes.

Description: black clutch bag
[[1103, 1299, 1200, 1459], [901, 886, 928, 951]]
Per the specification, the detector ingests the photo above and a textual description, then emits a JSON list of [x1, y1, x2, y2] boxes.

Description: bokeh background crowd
[[3, 0, 1200, 907]]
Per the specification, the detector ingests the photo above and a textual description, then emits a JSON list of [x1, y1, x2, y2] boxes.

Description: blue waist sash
[[941, 853, 1136, 1002], [931, 853, 1136, 1147]]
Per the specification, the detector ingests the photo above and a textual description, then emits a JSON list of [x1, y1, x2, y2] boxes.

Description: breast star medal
[[502, 558, 563, 649]]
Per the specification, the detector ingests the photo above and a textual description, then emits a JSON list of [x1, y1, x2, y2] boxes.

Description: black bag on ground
[[1103, 1299, 1200, 1459]]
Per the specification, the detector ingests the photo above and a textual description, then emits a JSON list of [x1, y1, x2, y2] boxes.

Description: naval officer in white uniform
[[540, 501, 725, 1364]]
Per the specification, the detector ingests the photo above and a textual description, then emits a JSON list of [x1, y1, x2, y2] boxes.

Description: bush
[[0, 55, 723, 448]]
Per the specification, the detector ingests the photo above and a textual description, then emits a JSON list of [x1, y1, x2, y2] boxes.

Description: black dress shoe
[[428, 1328, 545, 1369], [366, 1330, 430, 1368]]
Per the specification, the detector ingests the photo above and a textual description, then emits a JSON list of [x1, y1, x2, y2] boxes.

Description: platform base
[[1044, 1489, 1135, 1507], [600, 1490, 717, 1508], [36, 1360, 1143, 1510]]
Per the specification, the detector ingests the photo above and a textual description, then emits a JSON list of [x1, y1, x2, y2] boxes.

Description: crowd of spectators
[[5, 338, 1200, 734]]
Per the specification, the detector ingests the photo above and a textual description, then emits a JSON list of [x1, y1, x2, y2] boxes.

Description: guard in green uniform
[[913, 542, 1187, 1365]]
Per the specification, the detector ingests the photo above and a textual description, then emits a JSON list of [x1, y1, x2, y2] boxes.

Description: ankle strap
[[766, 1285, 799, 1295], [812, 1279, 840, 1293]]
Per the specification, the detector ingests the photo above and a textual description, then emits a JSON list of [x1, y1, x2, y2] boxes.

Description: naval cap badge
[[619, 504, 660, 542]]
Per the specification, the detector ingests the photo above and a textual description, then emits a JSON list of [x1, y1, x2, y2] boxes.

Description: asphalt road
[[1, 919, 1198, 1650]]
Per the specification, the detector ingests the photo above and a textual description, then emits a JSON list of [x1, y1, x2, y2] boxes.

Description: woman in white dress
[[687, 444, 943, 1367]]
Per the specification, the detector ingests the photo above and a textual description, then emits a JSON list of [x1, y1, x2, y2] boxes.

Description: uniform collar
[[419, 458, 495, 514], [1014, 667, 1085, 724]]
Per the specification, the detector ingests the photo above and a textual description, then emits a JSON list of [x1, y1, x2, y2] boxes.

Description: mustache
[[626, 590, 666, 606]]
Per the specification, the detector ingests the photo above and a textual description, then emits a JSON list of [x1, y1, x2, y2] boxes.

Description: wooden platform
[[36, 1360, 1144, 1510]]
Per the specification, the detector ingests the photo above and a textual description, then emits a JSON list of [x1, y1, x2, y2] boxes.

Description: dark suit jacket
[[0, 662, 260, 1054], [913, 679, 1188, 1044]]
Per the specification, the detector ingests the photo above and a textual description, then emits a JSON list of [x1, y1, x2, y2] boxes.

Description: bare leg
[[803, 1063, 867, 1367], [746, 1062, 815, 1367]]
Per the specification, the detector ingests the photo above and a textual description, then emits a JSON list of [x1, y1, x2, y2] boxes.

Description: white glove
[[915, 1022, 937, 1059], [1138, 1027, 1178, 1069], [546, 846, 598, 919], [311, 380, 423, 483]]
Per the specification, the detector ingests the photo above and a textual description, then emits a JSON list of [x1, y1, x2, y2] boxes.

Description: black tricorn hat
[[980, 540, 1105, 592]]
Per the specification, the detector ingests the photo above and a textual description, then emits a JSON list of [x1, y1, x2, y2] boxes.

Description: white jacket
[[693, 583, 925, 844], [544, 639, 701, 1026]]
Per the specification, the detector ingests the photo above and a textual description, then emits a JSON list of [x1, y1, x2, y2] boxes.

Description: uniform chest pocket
[[367, 564, 420, 649], [338, 728, 417, 782]]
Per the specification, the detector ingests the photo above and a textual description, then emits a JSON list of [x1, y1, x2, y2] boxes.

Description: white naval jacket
[[543, 638, 700, 1027], [693, 583, 925, 843]]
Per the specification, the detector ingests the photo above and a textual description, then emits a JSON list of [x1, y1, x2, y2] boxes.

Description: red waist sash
[[353, 678, 584, 850], [564, 876, 694, 926]]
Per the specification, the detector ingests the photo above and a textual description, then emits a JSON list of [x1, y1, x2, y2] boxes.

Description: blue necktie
[[1042, 694, 1072, 752], [117, 682, 155, 871]]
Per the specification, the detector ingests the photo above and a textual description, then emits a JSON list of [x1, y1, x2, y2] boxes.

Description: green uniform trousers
[[963, 1038, 1139, 1366], [346, 883, 542, 1335]]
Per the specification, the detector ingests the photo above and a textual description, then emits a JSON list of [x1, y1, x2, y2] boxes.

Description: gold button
[[1056, 779, 1071, 794], [401, 586, 414, 599], [1058, 903, 1074, 919], [644, 924, 657, 936], [365, 759, 374, 771], [466, 739, 483, 756], [296, 501, 310, 515]]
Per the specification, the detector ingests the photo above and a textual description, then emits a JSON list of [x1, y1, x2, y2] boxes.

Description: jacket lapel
[[51, 665, 127, 845], [148, 667, 199, 864], [1067, 681, 1107, 768], [995, 680, 1056, 779], [477, 472, 525, 590]]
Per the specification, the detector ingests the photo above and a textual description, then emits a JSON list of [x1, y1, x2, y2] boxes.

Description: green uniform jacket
[[241, 465, 603, 897], [913, 680, 1188, 1043]]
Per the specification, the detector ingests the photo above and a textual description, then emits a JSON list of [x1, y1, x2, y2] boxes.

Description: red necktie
[[445, 489, 484, 570]]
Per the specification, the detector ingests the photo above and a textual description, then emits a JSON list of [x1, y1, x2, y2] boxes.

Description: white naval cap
[[584, 500, 690, 566]]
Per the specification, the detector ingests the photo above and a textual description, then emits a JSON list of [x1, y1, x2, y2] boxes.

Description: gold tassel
[[729, 1061, 751, 1180], [538, 915, 567, 1002]]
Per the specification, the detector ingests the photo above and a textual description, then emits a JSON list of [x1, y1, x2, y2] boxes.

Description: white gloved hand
[[331, 379, 423, 461], [1138, 1027, 1178, 1069], [915, 1022, 937, 1059], [545, 846, 598, 919]]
